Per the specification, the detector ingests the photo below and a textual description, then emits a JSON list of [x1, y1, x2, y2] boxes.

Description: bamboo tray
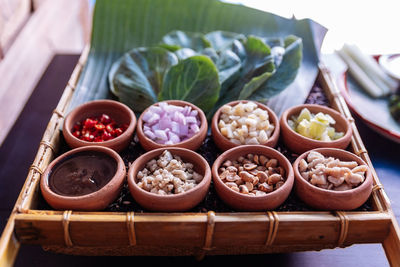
[[1, 47, 400, 266]]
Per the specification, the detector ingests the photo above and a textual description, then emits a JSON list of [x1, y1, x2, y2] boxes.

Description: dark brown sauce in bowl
[[48, 151, 117, 196]]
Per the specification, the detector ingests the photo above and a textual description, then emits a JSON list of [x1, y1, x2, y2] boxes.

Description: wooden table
[[0, 55, 399, 266]]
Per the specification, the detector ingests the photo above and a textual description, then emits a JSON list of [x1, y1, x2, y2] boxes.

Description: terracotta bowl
[[40, 146, 126, 211], [212, 145, 294, 211], [293, 148, 373, 210], [280, 104, 352, 154], [211, 100, 280, 152], [63, 99, 136, 152], [136, 100, 208, 151], [127, 147, 211, 211]]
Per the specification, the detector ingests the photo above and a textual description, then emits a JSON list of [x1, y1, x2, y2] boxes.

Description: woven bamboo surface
[[0, 47, 399, 266]]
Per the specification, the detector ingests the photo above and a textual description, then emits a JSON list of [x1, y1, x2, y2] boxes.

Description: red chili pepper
[[83, 118, 97, 129], [105, 124, 114, 133], [112, 128, 123, 137], [102, 131, 112, 141], [72, 131, 81, 138], [71, 113, 126, 142], [94, 123, 105, 131], [100, 114, 111, 124]]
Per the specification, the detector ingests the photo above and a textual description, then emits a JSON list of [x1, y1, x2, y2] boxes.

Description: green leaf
[[159, 55, 220, 112], [238, 70, 274, 99], [241, 35, 273, 75], [200, 47, 242, 95], [249, 35, 303, 101], [217, 35, 275, 103], [205, 31, 245, 52], [69, 0, 326, 116], [108, 47, 178, 112], [161, 30, 211, 51]]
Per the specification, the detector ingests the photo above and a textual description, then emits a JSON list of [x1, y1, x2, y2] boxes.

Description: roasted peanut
[[239, 185, 249, 194], [222, 160, 233, 167], [253, 154, 259, 165], [268, 173, 282, 185], [257, 172, 268, 183], [226, 166, 238, 173], [239, 171, 254, 183], [259, 155, 269, 165], [259, 182, 273, 193], [244, 163, 257, 171], [266, 158, 278, 168], [221, 153, 286, 196], [275, 180, 285, 190]]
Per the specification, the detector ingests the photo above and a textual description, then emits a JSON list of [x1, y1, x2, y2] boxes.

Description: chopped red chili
[[71, 114, 127, 142]]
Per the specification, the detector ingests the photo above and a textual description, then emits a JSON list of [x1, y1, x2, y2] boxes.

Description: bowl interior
[[66, 101, 133, 133], [42, 146, 125, 201], [285, 104, 349, 138], [293, 148, 371, 194], [211, 100, 279, 151], [130, 148, 208, 186], [137, 100, 207, 146], [213, 145, 293, 198]]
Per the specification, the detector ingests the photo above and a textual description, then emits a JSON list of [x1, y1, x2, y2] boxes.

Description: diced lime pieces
[[288, 119, 295, 130], [290, 107, 343, 141], [309, 119, 326, 139], [297, 108, 311, 123], [320, 131, 332, 141], [296, 119, 310, 137], [333, 131, 344, 140], [314, 112, 330, 125], [327, 126, 335, 138]]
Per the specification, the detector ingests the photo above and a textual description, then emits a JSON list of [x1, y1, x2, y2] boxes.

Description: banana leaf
[[69, 0, 326, 116]]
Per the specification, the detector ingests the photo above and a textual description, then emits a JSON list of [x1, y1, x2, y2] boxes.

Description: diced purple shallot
[[146, 113, 160, 125], [179, 124, 189, 137], [154, 129, 168, 141], [190, 124, 200, 133], [182, 105, 192, 116], [168, 132, 181, 143], [144, 130, 156, 140], [158, 102, 168, 110], [173, 111, 186, 125], [142, 102, 201, 145], [141, 111, 153, 122], [171, 121, 180, 134], [149, 105, 163, 114], [159, 114, 172, 130], [186, 116, 197, 124], [190, 110, 198, 117], [151, 123, 160, 132]]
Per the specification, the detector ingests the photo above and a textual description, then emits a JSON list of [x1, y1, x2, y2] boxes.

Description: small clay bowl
[[211, 100, 280, 151], [40, 145, 126, 211], [127, 147, 211, 211], [136, 100, 208, 151], [280, 104, 352, 154], [293, 148, 373, 210], [63, 99, 136, 152], [212, 145, 294, 211]]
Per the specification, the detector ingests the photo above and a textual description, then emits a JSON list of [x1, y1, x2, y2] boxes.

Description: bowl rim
[[136, 100, 208, 149], [40, 145, 126, 201], [127, 147, 211, 199], [280, 103, 352, 145], [292, 147, 373, 196], [63, 99, 136, 146], [211, 145, 294, 200], [211, 100, 280, 149]]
